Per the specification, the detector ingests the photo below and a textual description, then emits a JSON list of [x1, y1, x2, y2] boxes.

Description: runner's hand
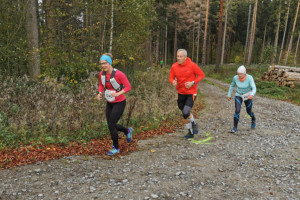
[[185, 82, 193, 89], [227, 97, 231, 101], [111, 91, 118, 97], [248, 95, 253, 100], [97, 93, 102, 100], [172, 79, 177, 87]]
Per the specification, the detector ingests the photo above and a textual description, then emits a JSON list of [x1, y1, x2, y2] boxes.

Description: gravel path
[[0, 79, 299, 200]]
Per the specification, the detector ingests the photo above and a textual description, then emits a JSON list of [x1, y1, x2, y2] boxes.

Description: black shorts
[[177, 94, 197, 111]]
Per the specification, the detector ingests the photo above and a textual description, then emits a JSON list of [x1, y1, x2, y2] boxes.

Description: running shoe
[[251, 120, 256, 129], [184, 130, 194, 140], [107, 146, 120, 156], [127, 127, 133, 143], [229, 127, 237, 133], [192, 122, 199, 134]]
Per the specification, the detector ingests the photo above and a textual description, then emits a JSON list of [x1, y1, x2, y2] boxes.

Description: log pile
[[261, 65, 300, 88]]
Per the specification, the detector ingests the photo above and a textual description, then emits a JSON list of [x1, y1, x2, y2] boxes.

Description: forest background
[[0, 0, 300, 150]]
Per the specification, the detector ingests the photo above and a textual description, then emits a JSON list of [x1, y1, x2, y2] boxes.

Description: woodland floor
[[0, 78, 299, 200]]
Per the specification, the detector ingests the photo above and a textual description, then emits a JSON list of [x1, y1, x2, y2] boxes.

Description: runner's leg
[[234, 96, 242, 129], [106, 101, 126, 149], [245, 99, 256, 128]]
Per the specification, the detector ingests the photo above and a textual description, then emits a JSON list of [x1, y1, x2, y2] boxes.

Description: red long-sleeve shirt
[[98, 70, 131, 103], [169, 57, 205, 94]]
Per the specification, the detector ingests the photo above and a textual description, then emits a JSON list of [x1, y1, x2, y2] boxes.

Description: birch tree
[[109, 0, 114, 53]]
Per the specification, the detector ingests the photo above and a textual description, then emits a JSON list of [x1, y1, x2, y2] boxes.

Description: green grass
[[202, 64, 300, 105]]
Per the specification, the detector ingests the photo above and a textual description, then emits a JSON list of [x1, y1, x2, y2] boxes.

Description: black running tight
[[106, 100, 128, 149]]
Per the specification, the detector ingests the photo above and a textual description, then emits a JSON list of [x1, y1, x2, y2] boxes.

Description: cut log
[[285, 72, 300, 81], [274, 65, 300, 72]]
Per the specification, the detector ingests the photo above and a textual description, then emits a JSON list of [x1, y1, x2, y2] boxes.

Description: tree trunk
[[202, 0, 210, 66], [45, 0, 57, 67], [109, 0, 114, 53], [149, 32, 152, 66], [164, 16, 168, 66], [260, 25, 266, 63], [221, 0, 229, 65], [243, 1, 251, 65], [100, 1, 109, 53], [173, 18, 178, 63], [192, 22, 195, 61], [156, 31, 159, 64], [196, 10, 201, 65], [278, 0, 290, 64], [294, 33, 300, 64], [273, 0, 281, 64], [215, 0, 224, 72], [284, 0, 300, 65], [26, 0, 40, 78], [247, 0, 258, 67]]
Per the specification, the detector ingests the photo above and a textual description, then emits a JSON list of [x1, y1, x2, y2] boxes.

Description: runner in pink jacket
[[97, 53, 133, 156]]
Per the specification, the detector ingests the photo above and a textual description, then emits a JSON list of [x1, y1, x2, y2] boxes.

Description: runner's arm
[[98, 71, 104, 93], [227, 77, 236, 97], [250, 76, 256, 96], [193, 65, 205, 84]]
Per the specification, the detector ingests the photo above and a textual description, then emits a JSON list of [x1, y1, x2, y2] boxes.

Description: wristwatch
[[192, 81, 195, 86]]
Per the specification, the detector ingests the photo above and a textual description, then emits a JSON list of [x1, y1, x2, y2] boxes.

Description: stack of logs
[[261, 65, 300, 88]]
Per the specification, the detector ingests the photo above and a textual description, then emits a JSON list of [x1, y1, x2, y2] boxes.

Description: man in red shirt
[[169, 49, 205, 139]]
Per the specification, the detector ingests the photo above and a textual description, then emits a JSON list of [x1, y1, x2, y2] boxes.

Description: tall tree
[[215, 0, 224, 72], [278, 0, 291, 64], [272, 0, 281, 64], [243, 1, 252, 65], [45, 0, 57, 67], [173, 17, 178, 63], [26, 0, 40, 78], [260, 25, 266, 63], [196, 7, 202, 65], [284, 0, 300, 65], [247, 0, 258, 67], [109, 0, 114, 53], [164, 16, 168, 66], [294, 32, 300, 64], [202, 0, 210, 66], [221, 0, 229, 65]]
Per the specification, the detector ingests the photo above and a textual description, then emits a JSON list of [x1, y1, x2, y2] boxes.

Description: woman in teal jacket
[[227, 65, 256, 133]]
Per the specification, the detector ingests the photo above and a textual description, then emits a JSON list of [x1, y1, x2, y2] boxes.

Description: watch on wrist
[[193, 81, 195, 86]]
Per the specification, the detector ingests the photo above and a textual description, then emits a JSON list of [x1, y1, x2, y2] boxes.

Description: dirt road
[[1, 79, 299, 200]]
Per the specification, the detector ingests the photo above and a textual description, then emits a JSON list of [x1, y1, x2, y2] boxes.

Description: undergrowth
[[0, 66, 184, 150]]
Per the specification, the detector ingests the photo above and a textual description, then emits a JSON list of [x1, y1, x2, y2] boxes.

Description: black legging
[[234, 96, 255, 128], [106, 100, 128, 149]]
